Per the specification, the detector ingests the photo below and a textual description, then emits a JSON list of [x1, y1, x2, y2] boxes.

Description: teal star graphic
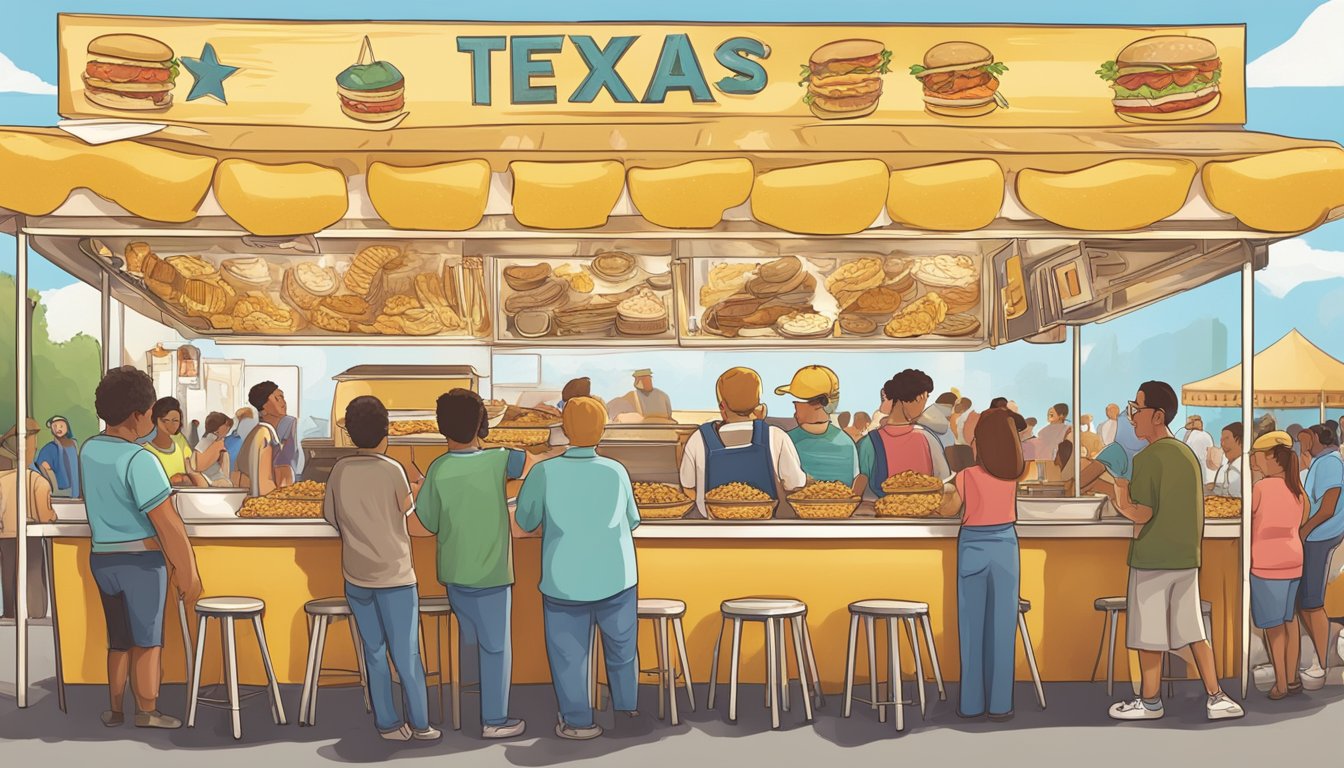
[[182, 43, 239, 104]]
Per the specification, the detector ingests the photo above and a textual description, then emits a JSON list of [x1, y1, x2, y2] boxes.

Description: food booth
[[8, 14, 1344, 714]]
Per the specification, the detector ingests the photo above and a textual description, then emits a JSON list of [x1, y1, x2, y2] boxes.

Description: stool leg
[[310, 616, 330, 726], [707, 616, 725, 711], [435, 616, 446, 727], [450, 612, 462, 732], [253, 614, 287, 726], [661, 617, 679, 726], [1090, 613, 1106, 684], [728, 618, 742, 723], [921, 613, 946, 702], [905, 618, 927, 718], [865, 616, 878, 715], [654, 618, 667, 721], [765, 618, 781, 730], [1106, 610, 1118, 697], [1019, 610, 1046, 709], [223, 617, 242, 740], [792, 616, 814, 723], [177, 597, 193, 718], [889, 618, 905, 732], [843, 613, 859, 718], [777, 619, 790, 713], [801, 618, 824, 708], [673, 617, 696, 712], [351, 614, 371, 715], [187, 615, 208, 728], [299, 615, 317, 726]]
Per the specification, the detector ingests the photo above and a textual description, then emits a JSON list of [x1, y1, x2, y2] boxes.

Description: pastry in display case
[[492, 241, 675, 342], [99, 239, 491, 339]]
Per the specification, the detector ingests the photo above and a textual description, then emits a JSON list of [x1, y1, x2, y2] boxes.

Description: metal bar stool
[[418, 596, 460, 728], [1017, 599, 1046, 709], [638, 598, 696, 725], [186, 596, 287, 740], [1091, 596, 1215, 697], [707, 598, 821, 730], [841, 600, 946, 731], [297, 597, 371, 726]]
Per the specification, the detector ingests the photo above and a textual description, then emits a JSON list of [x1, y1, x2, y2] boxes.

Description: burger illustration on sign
[[909, 42, 1009, 117], [336, 36, 407, 123], [799, 39, 892, 120], [1096, 36, 1222, 122], [83, 34, 178, 111]]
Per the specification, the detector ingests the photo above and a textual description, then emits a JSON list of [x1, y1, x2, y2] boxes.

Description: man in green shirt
[[415, 388, 528, 739], [775, 365, 859, 490], [1109, 380, 1243, 723]]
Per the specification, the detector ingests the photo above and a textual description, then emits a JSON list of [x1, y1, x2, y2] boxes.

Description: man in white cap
[[608, 369, 673, 424]]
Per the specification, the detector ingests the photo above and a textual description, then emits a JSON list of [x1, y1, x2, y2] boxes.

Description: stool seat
[[197, 596, 265, 616], [304, 598, 352, 616], [1094, 596, 1126, 611], [419, 596, 452, 614], [721, 598, 806, 618], [1019, 599, 1031, 613], [638, 598, 687, 617], [849, 599, 929, 617]]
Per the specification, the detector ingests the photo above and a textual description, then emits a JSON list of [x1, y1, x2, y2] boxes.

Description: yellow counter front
[[43, 519, 1243, 690]]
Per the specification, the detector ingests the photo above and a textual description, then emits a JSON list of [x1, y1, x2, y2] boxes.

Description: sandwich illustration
[[83, 34, 178, 111], [1097, 36, 1222, 122], [336, 37, 406, 123], [799, 39, 892, 120], [909, 41, 1008, 117]]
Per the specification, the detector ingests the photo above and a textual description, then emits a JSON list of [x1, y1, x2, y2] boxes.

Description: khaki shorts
[[1126, 568, 1207, 652]]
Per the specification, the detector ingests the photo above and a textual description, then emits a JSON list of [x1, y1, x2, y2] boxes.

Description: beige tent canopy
[[1182, 329, 1344, 420]]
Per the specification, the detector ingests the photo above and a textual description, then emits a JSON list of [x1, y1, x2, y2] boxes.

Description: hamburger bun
[[924, 98, 998, 118], [86, 34, 174, 64], [1116, 91, 1221, 123], [810, 98, 879, 120], [919, 41, 994, 75], [809, 39, 887, 69], [1116, 35, 1218, 67]]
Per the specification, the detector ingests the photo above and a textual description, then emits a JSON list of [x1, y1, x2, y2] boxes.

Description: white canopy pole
[[1239, 261, 1254, 698], [101, 271, 111, 375], [1072, 325, 1082, 493], [15, 230, 29, 708]]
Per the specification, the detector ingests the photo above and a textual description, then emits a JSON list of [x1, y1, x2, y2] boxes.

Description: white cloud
[[39, 282, 99, 343], [0, 51, 55, 95], [1258, 238, 1344, 297], [1248, 0, 1344, 87]]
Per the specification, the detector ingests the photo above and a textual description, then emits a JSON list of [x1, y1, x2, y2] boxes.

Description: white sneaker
[[482, 719, 526, 739], [1207, 692, 1245, 720], [1109, 698, 1164, 721], [380, 724, 412, 741], [1302, 665, 1327, 691], [556, 721, 603, 740], [412, 726, 442, 741]]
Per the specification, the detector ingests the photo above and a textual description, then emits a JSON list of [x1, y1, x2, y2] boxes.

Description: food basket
[[637, 499, 696, 520], [1204, 496, 1242, 519], [787, 494, 862, 519], [874, 488, 946, 518], [705, 498, 777, 521]]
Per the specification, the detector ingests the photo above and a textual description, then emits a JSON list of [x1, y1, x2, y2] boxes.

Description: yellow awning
[[1182, 329, 1344, 409], [212, 159, 348, 236]]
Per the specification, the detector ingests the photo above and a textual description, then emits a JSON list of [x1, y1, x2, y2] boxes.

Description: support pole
[[1072, 325, 1082, 494], [15, 231, 29, 708], [101, 271, 111, 375], [1239, 262, 1254, 698]]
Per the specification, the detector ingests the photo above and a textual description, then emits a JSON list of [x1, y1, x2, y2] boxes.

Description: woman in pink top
[[1249, 431, 1309, 700], [954, 408, 1025, 720]]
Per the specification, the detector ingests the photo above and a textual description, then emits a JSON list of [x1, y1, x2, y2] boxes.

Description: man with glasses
[[776, 366, 859, 489], [1108, 381, 1244, 722]]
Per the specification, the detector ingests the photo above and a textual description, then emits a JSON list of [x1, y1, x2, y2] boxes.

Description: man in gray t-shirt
[[323, 396, 439, 742]]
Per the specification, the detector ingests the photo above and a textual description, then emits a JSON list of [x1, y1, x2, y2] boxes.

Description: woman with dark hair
[[955, 407, 1025, 721], [141, 398, 204, 487], [1248, 431, 1308, 700]]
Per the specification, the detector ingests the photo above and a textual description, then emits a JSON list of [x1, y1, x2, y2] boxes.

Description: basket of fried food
[[875, 471, 946, 518], [633, 482, 695, 520], [787, 480, 862, 519], [1204, 496, 1242, 519], [705, 482, 777, 520], [238, 495, 324, 519], [268, 480, 326, 501]]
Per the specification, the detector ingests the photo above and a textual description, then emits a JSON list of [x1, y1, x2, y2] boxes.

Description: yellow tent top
[[1182, 329, 1344, 411]]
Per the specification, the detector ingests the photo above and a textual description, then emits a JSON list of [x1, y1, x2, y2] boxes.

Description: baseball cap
[[1252, 430, 1292, 452], [717, 367, 763, 414], [633, 368, 653, 378], [774, 365, 839, 401]]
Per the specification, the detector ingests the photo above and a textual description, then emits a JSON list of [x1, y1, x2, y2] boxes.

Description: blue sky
[[3, 0, 1344, 431]]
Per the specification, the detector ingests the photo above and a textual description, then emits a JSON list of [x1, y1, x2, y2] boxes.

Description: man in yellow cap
[[776, 366, 858, 488], [680, 367, 805, 518]]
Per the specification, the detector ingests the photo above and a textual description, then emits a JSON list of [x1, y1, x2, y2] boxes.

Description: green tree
[[0, 272, 102, 444]]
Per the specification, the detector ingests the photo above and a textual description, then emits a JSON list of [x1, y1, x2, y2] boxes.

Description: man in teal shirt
[[775, 366, 859, 489], [517, 397, 640, 740]]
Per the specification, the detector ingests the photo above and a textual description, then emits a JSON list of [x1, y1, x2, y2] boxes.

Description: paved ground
[[2, 625, 1340, 767]]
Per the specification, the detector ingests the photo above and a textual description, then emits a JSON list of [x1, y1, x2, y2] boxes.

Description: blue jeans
[[446, 584, 513, 726], [344, 582, 430, 732], [957, 523, 1019, 717], [542, 586, 639, 728]]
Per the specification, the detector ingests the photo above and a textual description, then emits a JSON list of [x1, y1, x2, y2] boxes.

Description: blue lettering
[[457, 36, 507, 106], [642, 33, 714, 104], [569, 35, 638, 104], [511, 35, 564, 104], [713, 37, 769, 95]]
